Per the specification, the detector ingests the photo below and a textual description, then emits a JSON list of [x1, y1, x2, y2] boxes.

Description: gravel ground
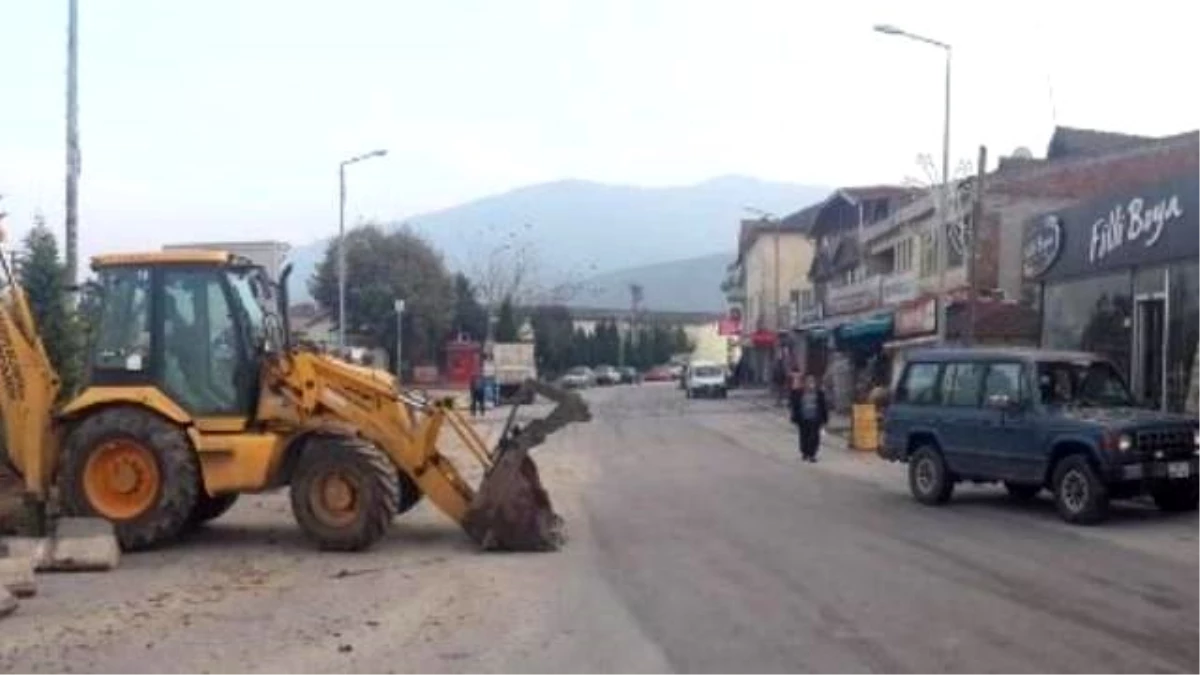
[[1, 384, 1195, 673]]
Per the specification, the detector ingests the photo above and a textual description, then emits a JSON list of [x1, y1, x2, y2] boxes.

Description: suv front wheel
[[1052, 455, 1109, 525], [909, 446, 954, 505]]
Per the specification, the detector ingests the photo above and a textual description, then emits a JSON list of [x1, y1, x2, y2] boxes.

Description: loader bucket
[[460, 380, 589, 551]]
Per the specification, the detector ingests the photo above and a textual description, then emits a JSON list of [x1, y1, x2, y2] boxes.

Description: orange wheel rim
[[311, 471, 359, 526], [83, 438, 161, 520]]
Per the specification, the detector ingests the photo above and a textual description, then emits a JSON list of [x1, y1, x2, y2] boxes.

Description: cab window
[[91, 266, 152, 374], [160, 268, 246, 415]]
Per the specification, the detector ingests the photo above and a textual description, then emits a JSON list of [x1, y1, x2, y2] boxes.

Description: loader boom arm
[[259, 350, 589, 547]]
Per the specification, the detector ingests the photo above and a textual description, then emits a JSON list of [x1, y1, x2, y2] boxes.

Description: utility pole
[[65, 0, 80, 288], [966, 145, 987, 345], [394, 298, 405, 388]]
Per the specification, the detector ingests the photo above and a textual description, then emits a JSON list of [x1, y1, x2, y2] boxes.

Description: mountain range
[[285, 175, 829, 313]]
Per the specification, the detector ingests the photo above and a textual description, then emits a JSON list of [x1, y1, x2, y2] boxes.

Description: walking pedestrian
[[470, 372, 486, 417], [790, 373, 829, 462]]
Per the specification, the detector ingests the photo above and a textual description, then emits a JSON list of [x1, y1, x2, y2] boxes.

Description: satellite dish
[[1012, 146, 1034, 159]]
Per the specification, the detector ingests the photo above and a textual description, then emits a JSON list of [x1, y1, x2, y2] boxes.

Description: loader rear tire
[[60, 407, 200, 551], [290, 437, 398, 551], [186, 492, 240, 528]]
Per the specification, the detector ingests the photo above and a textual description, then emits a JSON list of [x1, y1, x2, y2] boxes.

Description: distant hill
[[285, 175, 829, 303], [570, 253, 733, 313]]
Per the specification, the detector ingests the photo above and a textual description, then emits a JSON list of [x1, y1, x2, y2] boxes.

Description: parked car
[[685, 362, 728, 399], [559, 366, 595, 389], [594, 365, 621, 386], [617, 367, 641, 384], [880, 348, 1199, 524], [643, 366, 674, 382]]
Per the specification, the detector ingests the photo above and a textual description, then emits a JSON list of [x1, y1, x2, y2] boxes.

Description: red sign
[[750, 329, 778, 347], [718, 318, 741, 336]]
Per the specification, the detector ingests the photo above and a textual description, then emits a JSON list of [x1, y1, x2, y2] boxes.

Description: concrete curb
[[0, 556, 36, 597], [0, 585, 15, 619]]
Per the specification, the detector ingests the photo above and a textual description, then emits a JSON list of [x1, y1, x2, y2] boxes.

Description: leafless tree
[[904, 152, 977, 261], [462, 221, 601, 319]]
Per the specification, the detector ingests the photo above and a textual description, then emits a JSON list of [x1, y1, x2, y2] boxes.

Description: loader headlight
[[1193, 429, 1199, 449], [1118, 434, 1133, 452]]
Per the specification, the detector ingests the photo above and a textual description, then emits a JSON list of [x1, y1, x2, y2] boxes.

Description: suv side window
[[897, 362, 941, 404], [943, 362, 987, 407], [983, 362, 1025, 403]]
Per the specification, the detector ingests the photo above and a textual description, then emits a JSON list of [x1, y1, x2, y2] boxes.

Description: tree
[[19, 215, 83, 398], [451, 273, 488, 341], [494, 295, 519, 342], [310, 224, 455, 369], [530, 305, 574, 376]]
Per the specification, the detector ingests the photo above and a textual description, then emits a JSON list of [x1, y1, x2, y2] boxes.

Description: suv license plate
[[1168, 462, 1191, 479]]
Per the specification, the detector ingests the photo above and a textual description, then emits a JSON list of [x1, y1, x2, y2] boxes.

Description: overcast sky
[[1, 0, 1196, 265]]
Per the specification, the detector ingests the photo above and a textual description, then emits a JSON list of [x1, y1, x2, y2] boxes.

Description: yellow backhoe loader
[[0, 230, 589, 554]]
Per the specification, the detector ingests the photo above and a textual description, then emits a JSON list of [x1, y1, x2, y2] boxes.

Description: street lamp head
[[873, 24, 904, 35], [369, 149, 388, 159]]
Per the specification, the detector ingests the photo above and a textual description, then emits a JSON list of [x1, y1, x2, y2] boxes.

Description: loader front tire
[[290, 437, 398, 551], [61, 407, 200, 551]]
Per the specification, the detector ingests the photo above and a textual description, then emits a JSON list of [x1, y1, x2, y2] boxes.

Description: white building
[[163, 240, 291, 281]]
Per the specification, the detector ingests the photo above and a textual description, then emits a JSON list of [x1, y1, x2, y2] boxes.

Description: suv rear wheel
[[908, 446, 954, 505], [1052, 455, 1109, 525], [1151, 479, 1199, 512]]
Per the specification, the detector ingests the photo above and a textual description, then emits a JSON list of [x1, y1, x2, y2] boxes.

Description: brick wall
[[991, 133, 1199, 201]]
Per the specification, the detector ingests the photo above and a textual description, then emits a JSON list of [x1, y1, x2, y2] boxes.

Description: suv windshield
[[693, 366, 722, 378], [1036, 360, 1135, 407]]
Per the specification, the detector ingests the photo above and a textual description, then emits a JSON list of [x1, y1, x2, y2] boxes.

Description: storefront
[[1026, 171, 1199, 414]]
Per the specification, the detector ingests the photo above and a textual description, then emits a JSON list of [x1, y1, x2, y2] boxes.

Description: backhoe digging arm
[[0, 224, 62, 514]]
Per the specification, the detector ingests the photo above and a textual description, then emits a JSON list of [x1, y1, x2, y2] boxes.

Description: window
[[1041, 272, 1132, 378], [799, 289, 815, 310], [919, 230, 937, 277], [161, 269, 245, 415], [894, 237, 914, 273], [943, 362, 987, 407], [983, 363, 1024, 403], [897, 362, 941, 404], [91, 266, 151, 372]]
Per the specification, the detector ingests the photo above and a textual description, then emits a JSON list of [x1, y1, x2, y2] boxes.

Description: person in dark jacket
[[789, 373, 829, 462], [469, 373, 486, 417]]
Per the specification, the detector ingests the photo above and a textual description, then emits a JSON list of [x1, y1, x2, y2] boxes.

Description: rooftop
[[92, 249, 242, 268]]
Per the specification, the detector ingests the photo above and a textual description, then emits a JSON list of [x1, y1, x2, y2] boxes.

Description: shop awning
[[835, 313, 894, 342]]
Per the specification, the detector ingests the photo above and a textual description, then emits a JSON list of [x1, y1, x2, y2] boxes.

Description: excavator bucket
[[460, 380, 590, 551]]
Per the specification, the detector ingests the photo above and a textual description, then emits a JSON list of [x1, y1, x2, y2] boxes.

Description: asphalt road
[[2, 384, 1196, 673]]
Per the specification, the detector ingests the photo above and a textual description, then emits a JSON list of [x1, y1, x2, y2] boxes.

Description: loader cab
[[85, 251, 273, 421]]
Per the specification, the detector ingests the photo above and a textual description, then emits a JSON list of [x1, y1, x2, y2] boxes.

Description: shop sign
[[1023, 214, 1063, 278], [1037, 174, 1199, 281], [1089, 194, 1184, 264], [825, 277, 881, 316], [881, 272, 919, 306], [750, 329, 777, 347], [894, 297, 938, 337], [797, 303, 823, 326]]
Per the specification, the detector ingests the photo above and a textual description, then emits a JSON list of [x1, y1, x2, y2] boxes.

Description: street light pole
[[336, 149, 388, 352], [874, 24, 952, 342]]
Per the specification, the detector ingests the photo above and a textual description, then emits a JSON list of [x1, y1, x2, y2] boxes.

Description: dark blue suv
[[881, 348, 1199, 524]]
